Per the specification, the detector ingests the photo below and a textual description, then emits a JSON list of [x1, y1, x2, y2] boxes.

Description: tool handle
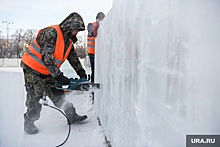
[[54, 82, 63, 90], [54, 81, 72, 90], [55, 77, 88, 90]]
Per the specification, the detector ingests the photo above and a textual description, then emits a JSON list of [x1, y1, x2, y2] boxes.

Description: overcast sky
[[0, 0, 113, 38]]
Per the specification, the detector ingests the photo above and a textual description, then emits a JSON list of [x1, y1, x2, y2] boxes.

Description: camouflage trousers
[[23, 69, 69, 121]]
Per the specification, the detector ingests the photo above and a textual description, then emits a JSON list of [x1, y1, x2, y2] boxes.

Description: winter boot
[[64, 104, 88, 124], [24, 114, 39, 134]]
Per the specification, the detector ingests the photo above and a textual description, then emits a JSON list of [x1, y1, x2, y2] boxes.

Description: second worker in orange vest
[[87, 12, 105, 82], [21, 12, 88, 134]]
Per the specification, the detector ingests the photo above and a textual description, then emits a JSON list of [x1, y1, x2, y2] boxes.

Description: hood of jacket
[[59, 12, 85, 38]]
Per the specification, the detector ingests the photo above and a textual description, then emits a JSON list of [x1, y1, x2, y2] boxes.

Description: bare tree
[[0, 29, 38, 58], [23, 29, 38, 45], [0, 31, 7, 58], [11, 29, 24, 58], [1, 29, 88, 58], [75, 35, 87, 59]]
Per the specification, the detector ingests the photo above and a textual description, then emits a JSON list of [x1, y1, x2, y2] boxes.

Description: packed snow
[[22, 91, 107, 147]]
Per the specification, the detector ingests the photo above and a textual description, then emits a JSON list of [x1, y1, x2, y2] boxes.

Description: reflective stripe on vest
[[87, 22, 96, 54], [21, 24, 73, 75]]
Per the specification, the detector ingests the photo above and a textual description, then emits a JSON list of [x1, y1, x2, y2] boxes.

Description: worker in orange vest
[[87, 12, 105, 82], [21, 12, 88, 134]]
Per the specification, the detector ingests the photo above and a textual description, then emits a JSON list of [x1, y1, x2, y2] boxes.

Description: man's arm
[[87, 23, 95, 37], [37, 27, 62, 78], [67, 45, 87, 78], [93, 22, 99, 37]]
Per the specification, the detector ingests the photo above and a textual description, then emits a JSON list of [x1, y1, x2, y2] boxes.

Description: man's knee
[[48, 87, 66, 108]]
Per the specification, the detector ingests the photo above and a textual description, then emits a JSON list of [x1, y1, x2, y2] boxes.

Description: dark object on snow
[[39, 99, 72, 147], [64, 104, 88, 124], [24, 114, 39, 134], [39, 96, 87, 147]]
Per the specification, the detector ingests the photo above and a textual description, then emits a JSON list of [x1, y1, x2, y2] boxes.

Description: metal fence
[[0, 58, 21, 67]]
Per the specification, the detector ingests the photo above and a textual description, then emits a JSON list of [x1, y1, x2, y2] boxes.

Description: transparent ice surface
[[95, 0, 220, 146]]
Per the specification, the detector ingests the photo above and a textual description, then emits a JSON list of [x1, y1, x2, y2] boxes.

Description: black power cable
[[40, 101, 71, 147], [40, 85, 71, 146], [48, 105, 71, 147]]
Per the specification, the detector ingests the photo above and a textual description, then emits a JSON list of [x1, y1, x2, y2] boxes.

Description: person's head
[[71, 29, 79, 36], [96, 12, 105, 22], [60, 12, 85, 36]]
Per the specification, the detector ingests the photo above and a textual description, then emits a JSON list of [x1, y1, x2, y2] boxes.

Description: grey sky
[[0, 0, 113, 37]]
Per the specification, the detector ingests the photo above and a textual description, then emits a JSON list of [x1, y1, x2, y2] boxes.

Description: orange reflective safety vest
[[87, 22, 96, 54], [22, 25, 73, 75]]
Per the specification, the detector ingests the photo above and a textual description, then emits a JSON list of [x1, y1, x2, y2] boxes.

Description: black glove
[[77, 69, 87, 79], [56, 73, 70, 85]]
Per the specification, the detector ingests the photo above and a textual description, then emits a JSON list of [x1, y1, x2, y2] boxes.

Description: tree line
[[0, 29, 87, 59]]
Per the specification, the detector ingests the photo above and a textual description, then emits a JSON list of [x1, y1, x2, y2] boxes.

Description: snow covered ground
[[22, 91, 107, 147], [0, 66, 107, 147]]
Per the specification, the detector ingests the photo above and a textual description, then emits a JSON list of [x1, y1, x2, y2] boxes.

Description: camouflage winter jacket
[[21, 12, 85, 78]]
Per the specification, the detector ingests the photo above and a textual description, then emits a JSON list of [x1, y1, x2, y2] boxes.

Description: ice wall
[[94, 0, 220, 146], [0, 68, 24, 147]]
